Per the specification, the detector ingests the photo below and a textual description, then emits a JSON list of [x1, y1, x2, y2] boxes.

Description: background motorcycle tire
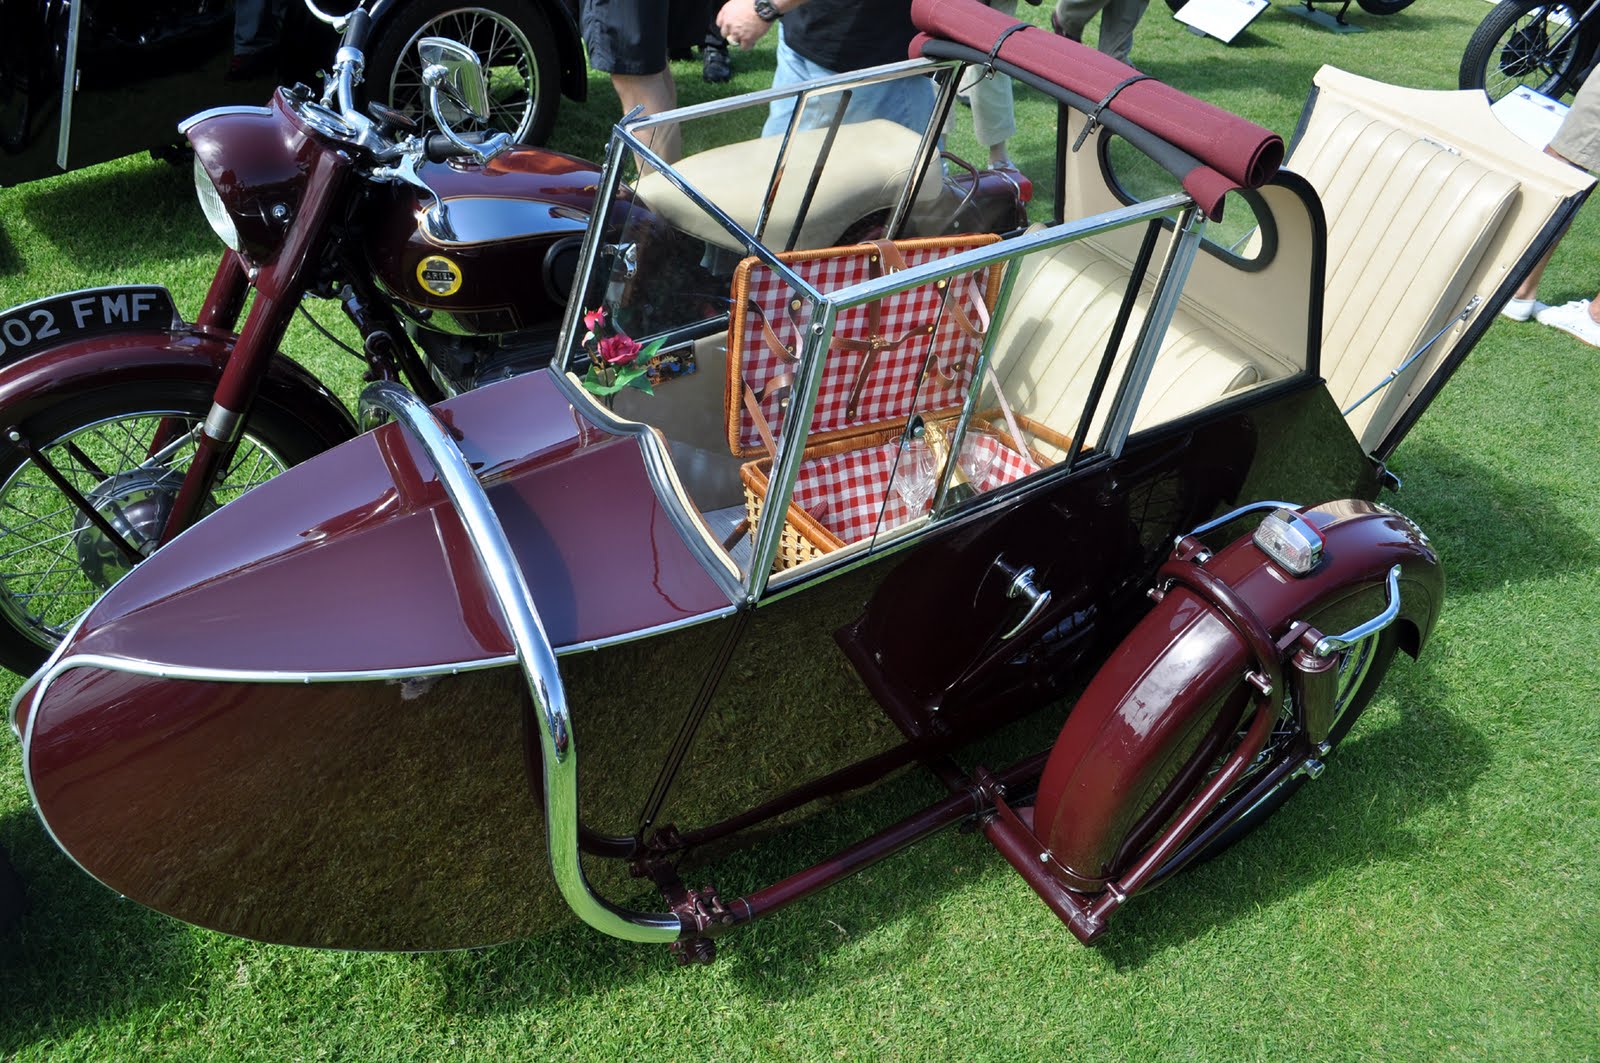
[[0, 382, 343, 677], [1459, 0, 1599, 101], [367, 0, 562, 145]]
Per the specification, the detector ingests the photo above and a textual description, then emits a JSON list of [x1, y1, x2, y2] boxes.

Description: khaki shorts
[[1551, 71, 1600, 172]]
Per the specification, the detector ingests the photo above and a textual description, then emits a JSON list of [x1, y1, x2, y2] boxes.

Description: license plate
[[0, 286, 181, 365]]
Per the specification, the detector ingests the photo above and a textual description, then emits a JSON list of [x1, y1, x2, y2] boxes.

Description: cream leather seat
[[989, 240, 1268, 457], [1288, 96, 1520, 447]]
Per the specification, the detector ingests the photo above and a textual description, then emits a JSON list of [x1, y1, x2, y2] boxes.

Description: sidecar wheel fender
[[1031, 499, 1443, 893], [0, 326, 357, 448]]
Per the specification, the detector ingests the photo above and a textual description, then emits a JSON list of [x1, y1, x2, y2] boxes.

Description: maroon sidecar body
[[8, 0, 1591, 957]]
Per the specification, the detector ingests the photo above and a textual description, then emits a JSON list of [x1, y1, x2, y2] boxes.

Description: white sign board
[[1173, 0, 1271, 43], [1491, 86, 1570, 150]]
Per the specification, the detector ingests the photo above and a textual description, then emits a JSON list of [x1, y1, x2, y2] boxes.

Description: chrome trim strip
[[177, 105, 275, 136], [1183, 499, 1302, 542], [1314, 565, 1403, 657], [1099, 206, 1207, 459], [359, 381, 680, 943], [203, 402, 243, 445], [56, 0, 83, 170]]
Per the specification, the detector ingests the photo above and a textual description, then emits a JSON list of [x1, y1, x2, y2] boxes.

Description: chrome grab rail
[[358, 382, 681, 943], [1314, 564, 1402, 657]]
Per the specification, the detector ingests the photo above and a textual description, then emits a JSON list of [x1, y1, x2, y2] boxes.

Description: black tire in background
[[1460, 0, 1599, 101], [0, 383, 338, 676], [1354, 0, 1417, 15], [367, 0, 561, 145]]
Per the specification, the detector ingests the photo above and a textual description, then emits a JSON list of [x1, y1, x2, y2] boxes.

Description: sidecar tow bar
[[357, 382, 682, 945]]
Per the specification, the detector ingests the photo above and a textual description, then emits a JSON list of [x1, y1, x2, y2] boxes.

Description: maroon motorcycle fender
[[0, 325, 357, 447], [1030, 499, 1443, 892]]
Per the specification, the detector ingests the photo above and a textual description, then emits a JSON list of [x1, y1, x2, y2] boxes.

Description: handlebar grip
[[424, 131, 492, 162], [341, 5, 372, 52]]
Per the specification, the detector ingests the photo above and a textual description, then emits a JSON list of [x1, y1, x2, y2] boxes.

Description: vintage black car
[[0, 0, 586, 187]]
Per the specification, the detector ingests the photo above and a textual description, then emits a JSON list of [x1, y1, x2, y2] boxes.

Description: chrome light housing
[[1253, 507, 1325, 576]]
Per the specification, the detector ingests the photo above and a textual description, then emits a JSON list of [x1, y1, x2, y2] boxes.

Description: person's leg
[[1522, 72, 1600, 328], [1092, 0, 1151, 63], [581, 0, 682, 162], [762, 28, 837, 137], [1051, 0, 1104, 42], [611, 71, 682, 161], [960, 0, 1017, 163]]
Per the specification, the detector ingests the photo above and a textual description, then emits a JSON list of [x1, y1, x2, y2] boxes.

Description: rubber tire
[[366, 0, 561, 146], [1354, 0, 1416, 14], [0, 383, 338, 677], [1166, 626, 1401, 872], [1460, 0, 1598, 101]]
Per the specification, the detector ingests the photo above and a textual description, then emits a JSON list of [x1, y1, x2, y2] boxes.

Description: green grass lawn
[[3, 1, 1599, 1058]]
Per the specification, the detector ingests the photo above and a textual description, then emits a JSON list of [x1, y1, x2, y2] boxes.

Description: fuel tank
[[364, 146, 604, 336]]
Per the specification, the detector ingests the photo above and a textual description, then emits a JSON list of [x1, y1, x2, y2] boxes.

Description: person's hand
[[715, 0, 775, 51]]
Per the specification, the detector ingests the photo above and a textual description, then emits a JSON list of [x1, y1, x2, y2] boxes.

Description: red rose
[[597, 333, 641, 366], [583, 307, 607, 331]]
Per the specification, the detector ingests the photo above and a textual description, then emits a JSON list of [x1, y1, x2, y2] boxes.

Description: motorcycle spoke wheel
[[1461, 0, 1593, 101], [373, 0, 559, 144], [0, 407, 291, 667]]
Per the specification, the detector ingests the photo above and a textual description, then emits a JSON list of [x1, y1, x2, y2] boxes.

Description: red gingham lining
[[794, 430, 1040, 544], [733, 248, 993, 454]]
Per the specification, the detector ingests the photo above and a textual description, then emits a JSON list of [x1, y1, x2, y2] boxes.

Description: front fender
[[1032, 499, 1443, 890], [0, 325, 358, 448]]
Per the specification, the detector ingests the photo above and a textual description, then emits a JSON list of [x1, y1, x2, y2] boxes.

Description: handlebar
[[340, 5, 372, 52], [423, 131, 492, 163]]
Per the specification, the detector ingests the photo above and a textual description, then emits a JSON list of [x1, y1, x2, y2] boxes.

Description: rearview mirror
[[418, 36, 490, 123]]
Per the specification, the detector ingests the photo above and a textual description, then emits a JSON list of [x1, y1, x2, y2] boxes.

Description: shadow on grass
[[0, 810, 195, 1053], [1386, 440, 1600, 597], [416, 648, 1481, 1008], [1094, 657, 1488, 967], [0, 224, 19, 279], [10, 160, 208, 275]]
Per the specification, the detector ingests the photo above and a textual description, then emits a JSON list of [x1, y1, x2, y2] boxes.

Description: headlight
[[194, 155, 242, 254]]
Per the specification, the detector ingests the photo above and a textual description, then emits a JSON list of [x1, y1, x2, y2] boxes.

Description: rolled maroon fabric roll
[[910, 0, 1283, 212]]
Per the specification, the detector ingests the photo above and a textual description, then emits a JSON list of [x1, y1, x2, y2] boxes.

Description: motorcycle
[[0, 2, 1029, 676], [1459, 0, 1599, 102], [6, 0, 1589, 957]]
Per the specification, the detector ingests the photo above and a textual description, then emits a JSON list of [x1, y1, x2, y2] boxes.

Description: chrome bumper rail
[[1314, 564, 1403, 657], [359, 382, 681, 944]]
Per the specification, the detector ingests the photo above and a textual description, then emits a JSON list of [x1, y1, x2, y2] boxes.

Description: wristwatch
[[754, 0, 782, 21]]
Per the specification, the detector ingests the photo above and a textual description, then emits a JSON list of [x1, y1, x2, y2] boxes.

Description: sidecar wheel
[[1154, 626, 1401, 879], [0, 385, 333, 676], [368, 0, 561, 145]]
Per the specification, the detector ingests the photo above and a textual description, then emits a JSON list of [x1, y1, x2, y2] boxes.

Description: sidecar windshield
[[557, 57, 1319, 593]]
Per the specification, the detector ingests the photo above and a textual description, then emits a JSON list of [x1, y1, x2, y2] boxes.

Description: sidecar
[[8, 0, 1591, 955]]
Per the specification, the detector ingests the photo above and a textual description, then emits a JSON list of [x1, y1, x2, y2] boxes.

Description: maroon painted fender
[[0, 324, 357, 446], [1031, 499, 1443, 891]]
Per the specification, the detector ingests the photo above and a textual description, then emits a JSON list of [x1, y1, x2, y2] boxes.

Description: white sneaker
[[1535, 299, 1600, 348], [1500, 296, 1550, 321]]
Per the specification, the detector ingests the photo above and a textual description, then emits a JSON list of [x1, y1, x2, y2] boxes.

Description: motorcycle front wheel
[[1460, 0, 1598, 101], [0, 385, 333, 676], [1354, 0, 1417, 14], [369, 0, 561, 145]]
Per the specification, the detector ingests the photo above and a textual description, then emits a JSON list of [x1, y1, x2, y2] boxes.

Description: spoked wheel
[[1151, 625, 1400, 880], [368, 0, 560, 145], [0, 386, 330, 675], [1460, 0, 1598, 101]]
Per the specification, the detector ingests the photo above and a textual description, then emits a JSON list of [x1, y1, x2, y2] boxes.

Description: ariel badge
[[416, 255, 463, 297]]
